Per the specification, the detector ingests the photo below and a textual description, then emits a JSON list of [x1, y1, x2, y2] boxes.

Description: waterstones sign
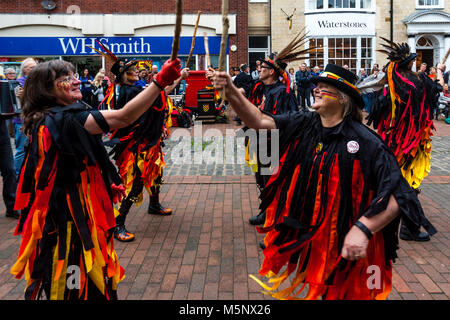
[[305, 13, 375, 36], [0, 36, 224, 56]]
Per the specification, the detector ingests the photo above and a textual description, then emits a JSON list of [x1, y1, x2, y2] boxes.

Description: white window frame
[[305, 0, 375, 13], [249, 0, 268, 3], [415, 0, 444, 9], [306, 35, 376, 73]]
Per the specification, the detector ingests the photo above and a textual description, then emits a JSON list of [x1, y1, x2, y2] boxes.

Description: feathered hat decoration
[[377, 37, 417, 67], [261, 28, 314, 93], [86, 40, 138, 110]]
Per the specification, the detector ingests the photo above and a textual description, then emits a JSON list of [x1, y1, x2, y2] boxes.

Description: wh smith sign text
[[0, 36, 224, 56]]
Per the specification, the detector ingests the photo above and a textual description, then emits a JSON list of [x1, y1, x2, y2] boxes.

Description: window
[[416, 0, 443, 7], [309, 38, 324, 69], [307, 0, 372, 10], [248, 35, 270, 72], [360, 37, 372, 74], [418, 0, 439, 5], [327, 37, 358, 73]]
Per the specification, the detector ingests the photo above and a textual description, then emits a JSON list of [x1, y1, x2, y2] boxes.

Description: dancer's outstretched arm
[[212, 71, 276, 130]]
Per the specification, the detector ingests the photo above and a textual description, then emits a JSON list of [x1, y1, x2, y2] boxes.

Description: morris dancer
[[11, 59, 181, 299], [367, 38, 443, 241], [212, 63, 436, 300]]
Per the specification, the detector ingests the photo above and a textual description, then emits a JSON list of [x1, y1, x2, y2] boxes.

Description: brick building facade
[[0, 0, 248, 77]]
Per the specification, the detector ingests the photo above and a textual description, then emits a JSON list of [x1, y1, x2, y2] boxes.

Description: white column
[[444, 35, 450, 65], [408, 36, 416, 71]]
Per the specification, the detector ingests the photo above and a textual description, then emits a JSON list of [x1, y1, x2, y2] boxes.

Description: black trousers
[[0, 119, 17, 212], [297, 87, 311, 109], [117, 167, 162, 225]]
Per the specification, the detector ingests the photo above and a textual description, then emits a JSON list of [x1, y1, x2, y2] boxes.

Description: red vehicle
[[171, 70, 218, 126]]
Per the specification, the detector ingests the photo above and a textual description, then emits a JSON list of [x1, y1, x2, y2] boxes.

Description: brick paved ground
[[0, 117, 449, 300]]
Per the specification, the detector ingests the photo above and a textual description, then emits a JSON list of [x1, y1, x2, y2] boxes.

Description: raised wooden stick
[[203, 32, 211, 68], [218, 0, 229, 99], [186, 11, 202, 68], [171, 0, 183, 61], [441, 47, 450, 65], [218, 0, 229, 72]]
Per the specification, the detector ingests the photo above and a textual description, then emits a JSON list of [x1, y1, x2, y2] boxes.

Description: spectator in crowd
[[4, 68, 17, 80], [437, 83, 450, 120], [295, 62, 312, 109], [357, 64, 385, 114], [310, 66, 322, 102], [288, 67, 295, 92], [231, 67, 240, 81], [151, 65, 158, 76], [15, 57, 37, 177], [80, 68, 94, 105], [418, 62, 427, 74], [92, 72, 108, 109], [428, 66, 437, 81], [135, 67, 149, 88], [358, 68, 368, 80], [99, 68, 111, 86], [233, 63, 253, 97], [251, 60, 261, 81], [0, 116, 19, 218]]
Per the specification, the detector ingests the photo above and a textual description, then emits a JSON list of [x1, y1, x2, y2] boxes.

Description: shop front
[[0, 13, 235, 79], [305, 11, 376, 74]]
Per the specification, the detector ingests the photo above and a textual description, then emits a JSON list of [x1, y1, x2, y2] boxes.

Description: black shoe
[[400, 230, 430, 242], [259, 240, 266, 250], [249, 212, 266, 225], [114, 225, 135, 242], [147, 203, 173, 215], [6, 210, 20, 219]]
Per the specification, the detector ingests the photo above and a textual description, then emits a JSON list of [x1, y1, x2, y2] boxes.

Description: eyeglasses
[[57, 75, 78, 84]]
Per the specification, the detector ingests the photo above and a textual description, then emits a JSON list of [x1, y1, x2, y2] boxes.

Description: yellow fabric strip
[[50, 222, 72, 300]]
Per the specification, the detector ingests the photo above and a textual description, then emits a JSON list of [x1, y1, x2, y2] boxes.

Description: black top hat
[[111, 58, 138, 79], [311, 64, 364, 109]]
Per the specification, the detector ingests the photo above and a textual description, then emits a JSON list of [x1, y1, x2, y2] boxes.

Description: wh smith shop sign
[[0, 36, 223, 56]]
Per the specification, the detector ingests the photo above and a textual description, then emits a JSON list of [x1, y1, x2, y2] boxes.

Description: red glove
[[155, 59, 182, 88], [111, 183, 126, 204]]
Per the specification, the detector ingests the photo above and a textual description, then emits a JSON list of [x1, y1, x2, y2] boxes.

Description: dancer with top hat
[[93, 41, 188, 242], [212, 57, 436, 299]]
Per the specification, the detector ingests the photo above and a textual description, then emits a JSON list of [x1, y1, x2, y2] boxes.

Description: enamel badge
[[347, 141, 359, 154]]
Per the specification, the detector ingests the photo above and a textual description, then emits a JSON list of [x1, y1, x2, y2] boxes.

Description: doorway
[[415, 35, 436, 72], [416, 49, 434, 72]]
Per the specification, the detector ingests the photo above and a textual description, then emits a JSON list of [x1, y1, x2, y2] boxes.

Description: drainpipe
[[390, 0, 393, 42]]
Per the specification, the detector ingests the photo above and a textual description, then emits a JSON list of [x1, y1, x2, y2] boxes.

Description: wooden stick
[[441, 47, 450, 65], [186, 11, 202, 68], [203, 32, 211, 68], [171, 0, 183, 61], [218, 0, 229, 100], [218, 0, 229, 72]]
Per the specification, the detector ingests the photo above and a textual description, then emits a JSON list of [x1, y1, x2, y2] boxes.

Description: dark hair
[[21, 60, 75, 135]]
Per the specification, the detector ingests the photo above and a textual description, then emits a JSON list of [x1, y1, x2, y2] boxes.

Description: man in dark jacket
[[295, 63, 312, 110], [233, 64, 253, 97]]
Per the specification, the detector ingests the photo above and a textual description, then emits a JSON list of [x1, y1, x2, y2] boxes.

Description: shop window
[[328, 37, 358, 73], [360, 37, 372, 74], [309, 38, 324, 69]]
